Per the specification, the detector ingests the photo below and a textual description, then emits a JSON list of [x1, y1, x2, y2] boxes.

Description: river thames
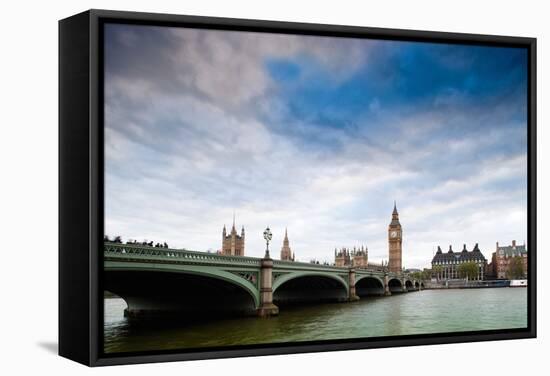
[[104, 287, 527, 353]]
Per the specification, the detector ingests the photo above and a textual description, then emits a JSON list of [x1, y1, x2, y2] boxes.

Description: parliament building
[[221, 219, 245, 256], [334, 203, 403, 271]]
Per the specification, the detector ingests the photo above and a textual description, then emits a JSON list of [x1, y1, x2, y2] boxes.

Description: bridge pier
[[384, 274, 391, 296], [348, 268, 360, 301], [402, 279, 408, 293], [257, 257, 279, 317]]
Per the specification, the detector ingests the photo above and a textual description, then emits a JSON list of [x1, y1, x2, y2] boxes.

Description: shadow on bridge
[[105, 270, 258, 318], [388, 278, 404, 293], [355, 276, 385, 297], [273, 275, 348, 306]]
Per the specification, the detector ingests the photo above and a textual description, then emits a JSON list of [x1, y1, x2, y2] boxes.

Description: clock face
[[390, 231, 398, 238]]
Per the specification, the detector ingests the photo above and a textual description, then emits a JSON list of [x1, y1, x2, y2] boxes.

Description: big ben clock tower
[[388, 201, 402, 273]]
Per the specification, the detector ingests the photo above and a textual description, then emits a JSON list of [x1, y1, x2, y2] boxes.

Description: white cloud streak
[[104, 25, 528, 269]]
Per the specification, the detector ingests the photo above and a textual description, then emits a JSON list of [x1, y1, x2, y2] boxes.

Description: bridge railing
[[272, 259, 349, 272], [104, 242, 262, 266], [104, 242, 408, 277]]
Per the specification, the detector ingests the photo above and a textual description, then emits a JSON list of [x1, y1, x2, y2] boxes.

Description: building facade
[[490, 240, 528, 279], [431, 244, 487, 280], [280, 228, 295, 261], [388, 202, 403, 273], [334, 246, 368, 268], [221, 219, 245, 256]]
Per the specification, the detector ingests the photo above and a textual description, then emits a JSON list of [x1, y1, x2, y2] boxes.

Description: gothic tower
[[280, 228, 294, 261], [221, 215, 245, 256], [388, 201, 403, 273]]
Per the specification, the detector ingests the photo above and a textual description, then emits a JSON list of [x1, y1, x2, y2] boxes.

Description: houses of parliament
[[335, 203, 403, 272], [219, 203, 402, 271]]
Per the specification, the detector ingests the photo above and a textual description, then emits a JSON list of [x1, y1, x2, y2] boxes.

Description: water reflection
[[104, 288, 527, 354]]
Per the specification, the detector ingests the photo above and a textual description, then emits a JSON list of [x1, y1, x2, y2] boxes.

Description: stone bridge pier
[[348, 268, 359, 301], [256, 256, 279, 317], [103, 242, 422, 319]]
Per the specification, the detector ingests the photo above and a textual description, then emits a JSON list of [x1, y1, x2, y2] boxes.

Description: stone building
[[388, 202, 403, 273], [334, 246, 368, 268], [280, 228, 295, 261], [352, 246, 368, 268], [489, 240, 528, 279], [334, 247, 351, 267], [431, 243, 487, 280], [221, 217, 245, 256]]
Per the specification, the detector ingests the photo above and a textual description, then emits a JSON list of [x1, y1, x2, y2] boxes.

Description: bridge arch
[[405, 280, 414, 291], [354, 275, 385, 297], [272, 272, 349, 305], [104, 263, 260, 317], [414, 281, 420, 290], [388, 278, 403, 293]]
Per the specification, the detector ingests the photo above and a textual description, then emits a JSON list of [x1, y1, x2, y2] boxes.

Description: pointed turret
[[436, 245, 442, 254], [448, 245, 454, 253], [390, 201, 400, 225], [221, 214, 245, 256], [462, 244, 468, 253], [280, 228, 293, 261]]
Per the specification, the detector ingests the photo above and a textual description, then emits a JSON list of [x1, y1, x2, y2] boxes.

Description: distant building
[[334, 246, 368, 268], [334, 247, 351, 267], [280, 228, 295, 261], [221, 217, 245, 256], [431, 244, 487, 280], [489, 240, 528, 279], [388, 202, 403, 273]]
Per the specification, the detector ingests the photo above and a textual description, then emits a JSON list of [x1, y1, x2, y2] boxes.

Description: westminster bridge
[[104, 242, 424, 318]]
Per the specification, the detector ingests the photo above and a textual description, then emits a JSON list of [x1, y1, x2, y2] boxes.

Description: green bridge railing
[[104, 242, 406, 277]]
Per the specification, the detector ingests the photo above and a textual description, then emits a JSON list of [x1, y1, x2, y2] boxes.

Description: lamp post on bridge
[[263, 227, 272, 259], [258, 226, 279, 317]]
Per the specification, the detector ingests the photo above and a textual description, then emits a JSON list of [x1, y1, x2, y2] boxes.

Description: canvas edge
[[57, 8, 537, 367]]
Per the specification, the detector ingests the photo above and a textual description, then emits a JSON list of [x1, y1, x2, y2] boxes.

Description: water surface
[[104, 288, 527, 353]]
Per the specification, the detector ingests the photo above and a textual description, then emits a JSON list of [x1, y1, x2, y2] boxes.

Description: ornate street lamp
[[263, 226, 273, 258]]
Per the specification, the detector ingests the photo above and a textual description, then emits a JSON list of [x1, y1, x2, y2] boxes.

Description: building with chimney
[[431, 243, 487, 280], [221, 216, 245, 256], [280, 228, 295, 261], [489, 240, 528, 279]]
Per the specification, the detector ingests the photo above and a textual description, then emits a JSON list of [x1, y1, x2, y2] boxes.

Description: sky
[[103, 23, 528, 269]]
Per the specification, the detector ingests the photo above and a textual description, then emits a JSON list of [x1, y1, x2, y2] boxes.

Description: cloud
[[104, 24, 528, 269]]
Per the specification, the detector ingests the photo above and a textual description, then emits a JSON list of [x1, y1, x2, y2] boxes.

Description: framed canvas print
[[59, 9, 536, 366]]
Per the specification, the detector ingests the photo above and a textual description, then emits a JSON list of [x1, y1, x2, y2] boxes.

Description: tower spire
[[280, 227, 293, 261]]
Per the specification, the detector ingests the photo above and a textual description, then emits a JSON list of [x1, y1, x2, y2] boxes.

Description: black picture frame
[[59, 9, 537, 367]]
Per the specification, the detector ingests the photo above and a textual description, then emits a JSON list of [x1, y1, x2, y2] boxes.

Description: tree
[[458, 262, 479, 280], [421, 269, 432, 281], [507, 256, 525, 279]]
